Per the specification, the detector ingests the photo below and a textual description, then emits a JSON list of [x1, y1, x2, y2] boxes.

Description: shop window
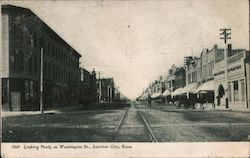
[[30, 81, 34, 98], [25, 80, 30, 101], [233, 81, 239, 102], [2, 79, 8, 105]]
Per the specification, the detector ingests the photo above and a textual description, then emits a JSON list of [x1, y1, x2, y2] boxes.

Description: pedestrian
[[148, 94, 152, 109]]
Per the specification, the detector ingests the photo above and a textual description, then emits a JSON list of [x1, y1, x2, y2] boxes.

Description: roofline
[[2, 4, 82, 58]]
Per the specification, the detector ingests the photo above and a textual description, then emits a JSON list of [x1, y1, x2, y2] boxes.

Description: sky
[[2, 0, 249, 100]]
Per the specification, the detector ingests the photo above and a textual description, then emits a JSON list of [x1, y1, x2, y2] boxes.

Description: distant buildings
[[96, 78, 116, 103], [139, 44, 250, 110]]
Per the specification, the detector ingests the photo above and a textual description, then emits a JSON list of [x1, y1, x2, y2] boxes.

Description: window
[[25, 80, 30, 101], [39, 37, 43, 46], [188, 74, 191, 83], [240, 80, 245, 101], [193, 71, 197, 82], [30, 81, 33, 98], [81, 70, 84, 81], [48, 63, 51, 78], [2, 79, 8, 105], [34, 33, 37, 46], [228, 83, 231, 102], [34, 56, 37, 73], [48, 44, 51, 56], [47, 43, 49, 55], [233, 81, 239, 102], [44, 62, 47, 78], [29, 57, 32, 72], [11, 50, 24, 72]]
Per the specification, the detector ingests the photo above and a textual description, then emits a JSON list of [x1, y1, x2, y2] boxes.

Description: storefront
[[213, 49, 249, 110]]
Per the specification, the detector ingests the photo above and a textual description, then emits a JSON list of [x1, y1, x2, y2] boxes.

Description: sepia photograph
[[0, 0, 250, 157]]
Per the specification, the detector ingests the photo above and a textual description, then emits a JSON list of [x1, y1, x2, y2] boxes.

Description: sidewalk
[[1, 109, 61, 117], [1, 102, 130, 117], [148, 101, 250, 112], [1, 105, 79, 117], [202, 104, 250, 112]]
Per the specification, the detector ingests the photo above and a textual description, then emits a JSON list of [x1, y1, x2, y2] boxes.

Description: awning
[[151, 92, 162, 98], [195, 80, 214, 93], [140, 93, 148, 100], [172, 87, 184, 96], [162, 89, 171, 96], [182, 83, 199, 94]]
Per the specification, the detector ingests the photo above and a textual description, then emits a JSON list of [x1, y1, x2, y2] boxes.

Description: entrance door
[[11, 92, 21, 111], [217, 84, 225, 105]]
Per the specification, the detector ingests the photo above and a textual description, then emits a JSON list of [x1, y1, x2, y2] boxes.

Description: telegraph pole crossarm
[[219, 28, 231, 109]]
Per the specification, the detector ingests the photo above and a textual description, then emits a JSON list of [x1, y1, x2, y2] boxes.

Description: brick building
[[96, 78, 115, 103], [1, 5, 81, 111], [79, 68, 97, 107]]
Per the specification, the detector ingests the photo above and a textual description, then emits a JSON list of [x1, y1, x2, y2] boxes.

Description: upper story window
[[10, 50, 24, 73]]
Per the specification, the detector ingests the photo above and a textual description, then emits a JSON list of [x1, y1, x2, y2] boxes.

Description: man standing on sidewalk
[[148, 94, 152, 109]]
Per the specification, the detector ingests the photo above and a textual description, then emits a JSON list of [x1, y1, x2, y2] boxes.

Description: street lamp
[[220, 28, 231, 109]]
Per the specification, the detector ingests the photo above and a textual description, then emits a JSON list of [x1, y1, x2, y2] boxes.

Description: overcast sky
[[2, 0, 249, 100]]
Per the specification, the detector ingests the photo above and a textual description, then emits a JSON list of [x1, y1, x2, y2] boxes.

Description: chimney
[[214, 44, 218, 49], [227, 44, 232, 51]]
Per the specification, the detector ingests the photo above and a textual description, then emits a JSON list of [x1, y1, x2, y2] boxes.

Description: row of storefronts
[[138, 44, 250, 110]]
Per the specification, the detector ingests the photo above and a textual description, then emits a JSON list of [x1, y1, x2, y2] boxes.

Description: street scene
[[3, 101, 250, 142], [1, 0, 250, 143]]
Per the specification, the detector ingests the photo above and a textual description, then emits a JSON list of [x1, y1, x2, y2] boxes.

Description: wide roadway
[[2, 101, 250, 142]]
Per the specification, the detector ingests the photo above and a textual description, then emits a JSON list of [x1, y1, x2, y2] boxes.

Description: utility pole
[[184, 56, 191, 99], [40, 47, 44, 114], [220, 28, 231, 109], [98, 71, 102, 103], [170, 78, 173, 99]]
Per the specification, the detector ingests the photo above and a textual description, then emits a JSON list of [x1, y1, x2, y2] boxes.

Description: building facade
[[245, 52, 250, 108], [138, 43, 249, 110], [1, 5, 81, 111], [79, 68, 96, 107], [213, 44, 249, 109], [96, 78, 115, 103]]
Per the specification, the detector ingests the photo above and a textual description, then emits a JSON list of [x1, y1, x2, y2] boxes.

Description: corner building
[[1, 5, 81, 111], [213, 44, 249, 110]]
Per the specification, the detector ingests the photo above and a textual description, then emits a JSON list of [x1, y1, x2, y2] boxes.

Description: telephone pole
[[97, 71, 103, 103], [40, 47, 44, 113], [220, 28, 231, 108]]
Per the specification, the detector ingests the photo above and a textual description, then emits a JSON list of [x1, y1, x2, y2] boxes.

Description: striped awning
[[182, 83, 199, 93], [195, 80, 214, 93], [172, 87, 184, 96], [162, 89, 171, 96], [151, 92, 162, 98]]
